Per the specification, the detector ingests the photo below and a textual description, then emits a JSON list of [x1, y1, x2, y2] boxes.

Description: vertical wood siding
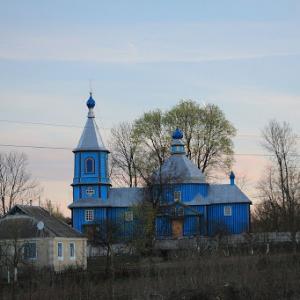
[[161, 183, 208, 204], [207, 203, 250, 236]]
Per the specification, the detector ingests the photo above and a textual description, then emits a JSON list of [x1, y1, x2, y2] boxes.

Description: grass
[[1, 251, 300, 299]]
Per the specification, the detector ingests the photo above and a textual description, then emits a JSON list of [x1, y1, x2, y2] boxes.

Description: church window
[[224, 206, 232, 216], [124, 211, 133, 222], [85, 158, 95, 173], [174, 191, 181, 202], [86, 186, 95, 197], [85, 209, 94, 221]]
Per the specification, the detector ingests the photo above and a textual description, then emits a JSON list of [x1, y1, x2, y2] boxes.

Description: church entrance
[[172, 219, 183, 238]]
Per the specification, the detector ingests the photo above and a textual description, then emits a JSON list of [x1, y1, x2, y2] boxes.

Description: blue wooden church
[[69, 94, 251, 239]]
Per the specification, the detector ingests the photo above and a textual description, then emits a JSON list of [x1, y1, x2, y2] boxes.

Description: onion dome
[[172, 127, 183, 139], [86, 92, 96, 109]]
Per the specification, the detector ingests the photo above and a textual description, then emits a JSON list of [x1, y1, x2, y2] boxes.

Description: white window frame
[[124, 211, 133, 222], [85, 157, 95, 173], [23, 241, 37, 260], [174, 191, 181, 202], [224, 206, 232, 217], [57, 242, 64, 260], [69, 242, 75, 260], [85, 209, 94, 222], [86, 186, 95, 197]]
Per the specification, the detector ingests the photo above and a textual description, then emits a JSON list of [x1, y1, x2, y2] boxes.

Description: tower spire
[[74, 93, 107, 152]]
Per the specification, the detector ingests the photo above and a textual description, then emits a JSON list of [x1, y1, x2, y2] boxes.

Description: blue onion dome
[[172, 127, 183, 139], [86, 92, 96, 109]]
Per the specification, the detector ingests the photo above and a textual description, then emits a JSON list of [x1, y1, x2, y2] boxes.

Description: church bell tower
[[72, 93, 110, 205]]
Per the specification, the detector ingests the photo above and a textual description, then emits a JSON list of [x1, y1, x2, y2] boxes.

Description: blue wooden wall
[[73, 207, 134, 239], [73, 151, 110, 202], [155, 203, 250, 238], [207, 203, 250, 235], [158, 183, 208, 204]]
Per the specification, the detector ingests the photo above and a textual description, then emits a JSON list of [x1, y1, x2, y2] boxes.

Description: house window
[[224, 206, 232, 216], [85, 209, 94, 222], [85, 158, 95, 173], [57, 242, 63, 259], [124, 211, 133, 222], [69, 242, 75, 259], [86, 186, 95, 197], [174, 191, 181, 202], [23, 242, 37, 259]]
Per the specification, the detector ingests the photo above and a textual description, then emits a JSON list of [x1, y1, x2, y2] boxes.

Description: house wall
[[0, 238, 87, 272], [52, 238, 87, 272], [0, 238, 51, 267]]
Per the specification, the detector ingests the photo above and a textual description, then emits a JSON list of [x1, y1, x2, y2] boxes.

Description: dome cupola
[[171, 127, 185, 155], [153, 128, 206, 184]]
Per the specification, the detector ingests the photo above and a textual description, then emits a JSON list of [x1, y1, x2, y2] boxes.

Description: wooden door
[[172, 219, 183, 238]]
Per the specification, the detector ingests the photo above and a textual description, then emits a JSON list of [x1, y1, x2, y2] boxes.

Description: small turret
[[229, 171, 235, 185], [171, 128, 185, 155]]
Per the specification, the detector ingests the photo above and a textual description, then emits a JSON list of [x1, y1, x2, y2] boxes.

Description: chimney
[[229, 171, 235, 185]]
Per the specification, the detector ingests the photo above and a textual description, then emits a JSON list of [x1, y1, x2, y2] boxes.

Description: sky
[[0, 0, 300, 214]]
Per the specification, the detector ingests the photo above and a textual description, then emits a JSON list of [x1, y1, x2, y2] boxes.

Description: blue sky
[[0, 1, 299, 212]]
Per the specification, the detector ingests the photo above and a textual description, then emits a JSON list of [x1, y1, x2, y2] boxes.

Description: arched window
[[85, 158, 95, 173]]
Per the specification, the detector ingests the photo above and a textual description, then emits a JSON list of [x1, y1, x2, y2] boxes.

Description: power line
[[1, 119, 299, 139], [0, 143, 300, 158], [0, 119, 111, 130], [0, 144, 72, 150]]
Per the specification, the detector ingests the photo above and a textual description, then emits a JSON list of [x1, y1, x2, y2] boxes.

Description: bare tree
[[42, 198, 66, 221], [0, 152, 39, 215], [84, 218, 121, 278], [133, 109, 170, 183], [110, 122, 139, 187], [256, 120, 300, 250]]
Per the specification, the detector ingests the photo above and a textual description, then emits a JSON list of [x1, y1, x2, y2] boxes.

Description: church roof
[[153, 154, 206, 184], [69, 184, 250, 209], [68, 187, 145, 208], [74, 93, 108, 152], [153, 128, 205, 184], [189, 184, 251, 205]]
